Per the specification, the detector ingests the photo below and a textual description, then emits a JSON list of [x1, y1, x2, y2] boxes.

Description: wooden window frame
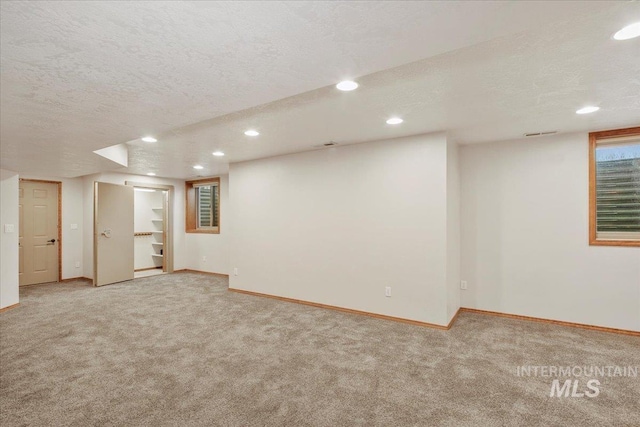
[[186, 177, 220, 234], [589, 126, 640, 247]]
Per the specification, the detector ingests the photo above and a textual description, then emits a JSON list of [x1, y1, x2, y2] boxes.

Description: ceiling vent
[[524, 131, 558, 137]]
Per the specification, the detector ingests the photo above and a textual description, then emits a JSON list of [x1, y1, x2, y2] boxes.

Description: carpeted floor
[[1, 272, 638, 426]]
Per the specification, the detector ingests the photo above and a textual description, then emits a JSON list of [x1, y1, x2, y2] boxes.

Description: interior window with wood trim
[[589, 127, 640, 246], [186, 178, 220, 234]]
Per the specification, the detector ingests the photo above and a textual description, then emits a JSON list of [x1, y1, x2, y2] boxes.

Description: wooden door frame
[[125, 181, 174, 273], [19, 179, 63, 282]]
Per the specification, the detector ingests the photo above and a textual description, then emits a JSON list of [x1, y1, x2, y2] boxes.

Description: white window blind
[[595, 138, 640, 240], [195, 184, 219, 228]]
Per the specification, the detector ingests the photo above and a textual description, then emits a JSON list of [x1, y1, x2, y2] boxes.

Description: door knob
[[47, 239, 56, 243]]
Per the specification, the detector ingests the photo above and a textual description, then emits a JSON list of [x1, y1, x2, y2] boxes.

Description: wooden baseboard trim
[[60, 277, 92, 283], [134, 267, 163, 272], [447, 308, 461, 329], [460, 308, 640, 337], [229, 288, 451, 330], [0, 303, 19, 313], [176, 269, 230, 278]]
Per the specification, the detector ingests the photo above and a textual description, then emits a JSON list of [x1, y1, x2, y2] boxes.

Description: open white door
[[94, 182, 134, 286]]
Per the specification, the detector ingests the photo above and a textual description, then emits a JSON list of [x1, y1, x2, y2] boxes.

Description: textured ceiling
[[0, 1, 638, 178]]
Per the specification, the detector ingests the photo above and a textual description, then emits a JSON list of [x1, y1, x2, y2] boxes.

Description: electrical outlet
[[460, 280, 468, 290], [234, 267, 239, 276], [4, 224, 14, 233], [70, 223, 78, 230], [202, 256, 206, 262], [75, 261, 80, 268], [385, 286, 391, 297]]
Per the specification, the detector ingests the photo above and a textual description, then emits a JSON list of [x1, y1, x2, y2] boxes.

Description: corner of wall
[[0, 169, 20, 309], [446, 139, 461, 322]]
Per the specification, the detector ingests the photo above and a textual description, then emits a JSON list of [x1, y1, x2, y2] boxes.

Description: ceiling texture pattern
[[1, 1, 638, 178]]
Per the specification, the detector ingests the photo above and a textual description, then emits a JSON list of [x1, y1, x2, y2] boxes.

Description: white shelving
[[151, 204, 164, 268], [135, 189, 165, 272]]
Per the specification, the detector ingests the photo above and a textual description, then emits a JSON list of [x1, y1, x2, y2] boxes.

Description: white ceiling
[[1, 1, 638, 179]]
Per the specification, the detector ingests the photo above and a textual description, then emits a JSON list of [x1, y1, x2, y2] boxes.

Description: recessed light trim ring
[[336, 81, 358, 91], [576, 106, 600, 115], [613, 22, 640, 40]]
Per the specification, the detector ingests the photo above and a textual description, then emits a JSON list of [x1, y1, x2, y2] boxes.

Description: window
[[589, 127, 640, 246], [186, 178, 220, 233]]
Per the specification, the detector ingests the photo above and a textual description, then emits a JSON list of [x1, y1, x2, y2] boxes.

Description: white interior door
[[94, 182, 134, 286], [19, 180, 59, 286]]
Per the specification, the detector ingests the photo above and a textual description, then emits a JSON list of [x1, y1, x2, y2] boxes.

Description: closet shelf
[[151, 230, 163, 234], [151, 254, 163, 258], [152, 207, 163, 210], [151, 242, 163, 246], [151, 219, 163, 222]]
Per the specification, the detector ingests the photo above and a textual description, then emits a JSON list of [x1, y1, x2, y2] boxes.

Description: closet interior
[[134, 188, 167, 276]]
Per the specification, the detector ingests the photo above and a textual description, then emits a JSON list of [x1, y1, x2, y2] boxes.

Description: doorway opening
[[126, 181, 174, 279], [18, 179, 62, 286]]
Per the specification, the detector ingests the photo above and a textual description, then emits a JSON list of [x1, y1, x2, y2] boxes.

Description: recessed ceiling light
[[141, 136, 157, 143], [386, 117, 403, 125], [146, 172, 156, 176], [613, 22, 640, 40], [193, 165, 204, 170], [576, 106, 600, 115], [336, 80, 358, 91], [212, 151, 225, 157], [244, 130, 259, 136]]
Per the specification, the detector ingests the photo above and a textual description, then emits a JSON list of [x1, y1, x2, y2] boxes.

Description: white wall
[[460, 132, 640, 331], [229, 133, 455, 325], [186, 174, 230, 275], [82, 173, 187, 278], [0, 169, 20, 309], [21, 175, 84, 279]]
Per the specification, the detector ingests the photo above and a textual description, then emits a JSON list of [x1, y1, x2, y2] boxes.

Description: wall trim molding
[[460, 307, 640, 337], [447, 308, 461, 329], [134, 267, 162, 273], [176, 269, 230, 278], [60, 277, 92, 283], [224, 287, 638, 336], [229, 288, 453, 330], [0, 303, 19, 313]]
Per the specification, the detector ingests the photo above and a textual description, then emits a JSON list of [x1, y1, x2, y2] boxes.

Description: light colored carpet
[[1, 272, 638, 426]]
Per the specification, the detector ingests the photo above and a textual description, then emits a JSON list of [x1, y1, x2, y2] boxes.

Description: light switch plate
[[4, 224, 15, 233]]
